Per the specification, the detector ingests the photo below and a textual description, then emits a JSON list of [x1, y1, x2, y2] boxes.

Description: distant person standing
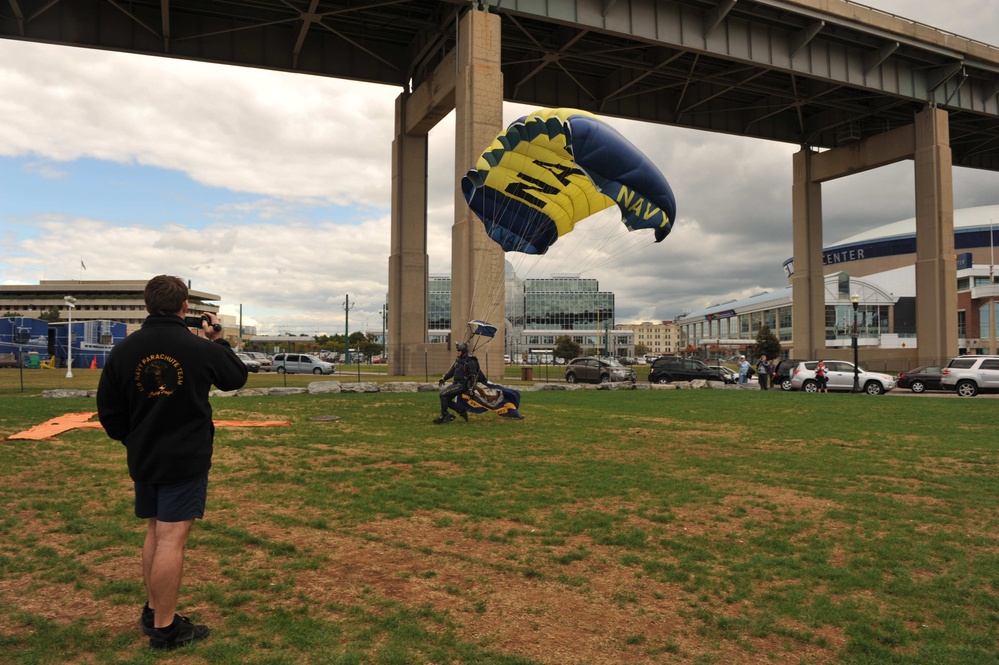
[[765, 358, 776, 389], [815, 360, 829, 393], [737, 355, 750, 384], [756, 355, 770, 390], [97, 275, 248, 650]]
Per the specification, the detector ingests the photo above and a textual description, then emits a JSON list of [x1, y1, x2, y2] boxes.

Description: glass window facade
[[778, 306, 792, 341], [827, 303, 889, 340], [427, 272, 630, 358], [522, 278, 614, 330], [523, 292, 615, 328], [980, 302, 996, 339], [428, 276, 451, 331]]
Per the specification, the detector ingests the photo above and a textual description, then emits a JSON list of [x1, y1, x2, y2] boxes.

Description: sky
[[3, 1, 999, 336]]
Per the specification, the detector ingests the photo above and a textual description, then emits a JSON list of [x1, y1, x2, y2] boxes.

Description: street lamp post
[[343, 294, 354, 364], [64, 295, 77, 378], [851, 293, 860, 393]]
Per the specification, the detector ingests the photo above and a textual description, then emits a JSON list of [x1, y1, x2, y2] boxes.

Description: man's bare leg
[[144, 518, 194, 629]]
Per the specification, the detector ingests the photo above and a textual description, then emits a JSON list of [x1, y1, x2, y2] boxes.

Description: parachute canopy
[[461, 108, 676, 255]]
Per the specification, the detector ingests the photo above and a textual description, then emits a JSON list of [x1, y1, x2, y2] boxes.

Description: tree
[[753, 325, 781, 360], [554, 335, 582, 362], [2, 311, 23, 318], [359, 333, 383, 360], [634, 342, 650, 357], [38, 307, 61, 322]]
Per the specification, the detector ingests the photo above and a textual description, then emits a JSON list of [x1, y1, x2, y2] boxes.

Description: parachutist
[[436, 343, 478, 423], [433, 324, 524, 421]]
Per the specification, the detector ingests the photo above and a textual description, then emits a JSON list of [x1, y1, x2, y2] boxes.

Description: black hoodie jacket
[[97, 315, 248, 484]]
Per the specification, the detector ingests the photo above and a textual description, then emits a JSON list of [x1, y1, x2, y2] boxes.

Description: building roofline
[[1, 280, 220, 301]]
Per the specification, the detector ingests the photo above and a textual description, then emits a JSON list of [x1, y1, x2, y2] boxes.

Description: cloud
[[0, 41, 399, 206], [22, 160, 68, 180], [8, 212, 392, 335]]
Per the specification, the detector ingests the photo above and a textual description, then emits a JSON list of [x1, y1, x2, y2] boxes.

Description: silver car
[[564, 356, 637, 384], [940, 355, 999, 396], [272, 353, 336, 375], [789, 360, 896, 395], [244, 352, 273, 369], [707, 365, 738, 384], [235, 353, 261, 373]]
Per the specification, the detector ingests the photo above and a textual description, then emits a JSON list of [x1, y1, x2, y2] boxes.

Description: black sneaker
[[433, 414, 453, 424], [459, 411, 469, 422], [149, 615, 210, 650], [140, 604, 154, 636]]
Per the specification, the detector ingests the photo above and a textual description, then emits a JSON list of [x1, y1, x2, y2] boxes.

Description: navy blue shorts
[[134, 474, 208, 522]]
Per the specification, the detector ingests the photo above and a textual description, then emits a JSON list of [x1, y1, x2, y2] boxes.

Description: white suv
[[940, 355, 999, 396], [789, 360, 896, 394]]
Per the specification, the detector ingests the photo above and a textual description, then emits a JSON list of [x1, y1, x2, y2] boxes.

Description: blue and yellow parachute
[[461, 108, 676, 255]]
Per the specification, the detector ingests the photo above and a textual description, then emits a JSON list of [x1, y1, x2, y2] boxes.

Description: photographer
[[97, 275, 247, 650]]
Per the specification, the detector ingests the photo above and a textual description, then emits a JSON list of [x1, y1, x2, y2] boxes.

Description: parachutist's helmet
[[456, 343, 468, 354]]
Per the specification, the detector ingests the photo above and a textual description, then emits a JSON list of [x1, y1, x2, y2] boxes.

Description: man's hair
[[144, 275, 188, 316]]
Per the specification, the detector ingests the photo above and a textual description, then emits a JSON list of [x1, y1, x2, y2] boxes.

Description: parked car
[[773, 358, 806, 391], [940, 355, 999, 396], [272, 353, 336, 375], [564, 356, 637, 384], [707, 365, 738, 384], [236, 353, 261, 373], [789, 360, 896, 394], [244, 352, 272, 369], [649, 357, 726, 384], [895, 365, 944, 393]]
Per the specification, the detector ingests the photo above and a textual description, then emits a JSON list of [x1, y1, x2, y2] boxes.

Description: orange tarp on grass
[[5, 412, 291, 441]]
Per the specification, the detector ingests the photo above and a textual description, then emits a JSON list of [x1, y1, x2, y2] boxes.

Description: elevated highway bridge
[[5, 0, 999, 373]]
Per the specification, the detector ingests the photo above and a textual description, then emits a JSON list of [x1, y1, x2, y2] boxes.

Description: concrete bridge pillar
[[387, 8, 505, 377], [450, 9, 506, 379], [791, 107, 957, 363]]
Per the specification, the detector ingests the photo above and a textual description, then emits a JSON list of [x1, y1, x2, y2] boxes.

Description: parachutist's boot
[[433, 413, 455, 424], [459, 411, 469, 422]]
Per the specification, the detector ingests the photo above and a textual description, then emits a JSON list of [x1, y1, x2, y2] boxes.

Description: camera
[[184, 314, 222, 332]]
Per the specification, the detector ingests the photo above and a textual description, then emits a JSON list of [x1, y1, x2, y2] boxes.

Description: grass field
[[1, 388, 997, 664]]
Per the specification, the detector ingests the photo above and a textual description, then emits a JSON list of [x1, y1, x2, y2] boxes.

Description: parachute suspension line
[[466, 194, 512, 327], [537, 208, 621, 278], [568, 217, 653, 276], [541, 209, 613, 277], [466, 191, 554, 318], [588, 232, 654, 271]]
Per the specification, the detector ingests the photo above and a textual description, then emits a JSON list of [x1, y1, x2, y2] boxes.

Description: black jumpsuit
[[439, 353, 482, 417]]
